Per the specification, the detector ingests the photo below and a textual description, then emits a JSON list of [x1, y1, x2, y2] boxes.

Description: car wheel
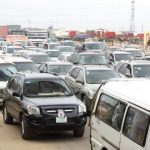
[[73, 127, 85, 137], [3, 105, 13, 124], [21, 115, 34, 139]]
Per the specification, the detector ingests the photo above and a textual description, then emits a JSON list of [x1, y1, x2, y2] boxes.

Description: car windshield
[[7, 48, 14, 53], [48, 65, 72, 74], [115, 54, 133, 61], [30, 55, 50, 64], [46, 51, 60, 57], [78, 55, 108, 65], [59, 47, 74, 52], [49, 44, 59, 49], [133, 65, 150, 77], [62, 42, 75, 47], [127, 50, 144, 57], [0, 65, 18, 81], [86, 70, 120, 84], [24, 79, 73, 97], [85, 43, 101, 50], [14, 62, 38, 72]]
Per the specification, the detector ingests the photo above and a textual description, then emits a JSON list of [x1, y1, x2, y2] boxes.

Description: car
[[43, 42, 60, 50], [58, 52, 72, 62], [90, 78, 150, 150], [105, 51, 134, 66], [21, 51, 51, 67], [2, 73, 87, 139], [38, 62, 73, 79], [65, 65, 121, 111], [116, 60, 150, 78], [2, 46, 24, 55], [69, 52, 109, 65], [55, 46, 75, 53], [60, 40, 76, 48], [79, 42, 104, 52], [2, 56, 38, 73], [124, 48, 145, 59], [45, 49, 60, 61], [0, 59, 18, 105]]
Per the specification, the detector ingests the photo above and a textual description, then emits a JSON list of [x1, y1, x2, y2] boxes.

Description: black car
[[2, 73, 87, 139]]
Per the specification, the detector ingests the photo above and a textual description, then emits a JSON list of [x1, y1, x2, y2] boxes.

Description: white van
[[90, 79, 150, 150]]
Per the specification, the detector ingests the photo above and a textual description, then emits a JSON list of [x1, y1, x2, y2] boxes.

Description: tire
[[21, 115, 34, 139], [73, 127, 85, 137], [3, 105, 13, 124]]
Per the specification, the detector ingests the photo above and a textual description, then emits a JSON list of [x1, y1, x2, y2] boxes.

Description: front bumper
[[24, 113, 87, 133]]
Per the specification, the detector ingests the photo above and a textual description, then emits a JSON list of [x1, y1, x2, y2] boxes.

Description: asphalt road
[[0, 112, 90, 150]]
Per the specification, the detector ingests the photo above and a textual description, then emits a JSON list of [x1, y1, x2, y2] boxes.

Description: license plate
[[56, 117, 67, 123]]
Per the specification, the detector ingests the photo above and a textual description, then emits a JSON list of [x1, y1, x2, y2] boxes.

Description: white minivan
[[90, 79, 150, 150]]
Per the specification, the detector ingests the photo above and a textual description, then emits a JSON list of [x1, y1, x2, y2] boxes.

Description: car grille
[[40, 105, 78, 117]]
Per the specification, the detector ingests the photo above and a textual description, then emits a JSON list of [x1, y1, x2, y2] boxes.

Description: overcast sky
[[0, 0, 149, 32]]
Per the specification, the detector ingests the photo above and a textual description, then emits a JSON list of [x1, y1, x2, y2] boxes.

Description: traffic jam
[[0, 25, 150, 149]]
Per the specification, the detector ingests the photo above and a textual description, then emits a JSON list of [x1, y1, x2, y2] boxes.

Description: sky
[[0, 0, 149, 32]]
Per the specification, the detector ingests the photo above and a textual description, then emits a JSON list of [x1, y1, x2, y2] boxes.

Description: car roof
[[45, 49, 59, 52], [124, 48, 142, 51], [44, 62, 73, 65], [102, 79, 150, 111], [77, 65, 113, 71], [27, 52, 48, 56], [17, 72, 60, 80], [2, 56, 33, 63], [121, 60, 150, 65], [112, 51, 131, 54], [77, 52, 104, 55]]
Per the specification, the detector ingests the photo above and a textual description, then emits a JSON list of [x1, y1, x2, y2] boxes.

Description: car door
[[5, 76, 23, 120], [73, 69, 84, 97], [120, 106, 149, 150], [65, 67, 80, 92], [11, 77, 23, 120], [91, 93, 127, 150]]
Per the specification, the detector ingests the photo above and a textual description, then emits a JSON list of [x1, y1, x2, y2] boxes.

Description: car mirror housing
[[76, 78, 84, 84], [12, 92, 21, 97]]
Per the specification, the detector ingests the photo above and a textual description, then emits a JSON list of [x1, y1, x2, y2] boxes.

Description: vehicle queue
[[0, 38, 150, 150]]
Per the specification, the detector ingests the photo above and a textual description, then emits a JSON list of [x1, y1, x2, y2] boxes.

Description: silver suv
[[65, 65, 120, 111]]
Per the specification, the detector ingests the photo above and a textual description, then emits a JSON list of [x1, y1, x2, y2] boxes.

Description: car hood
[[24, 95, 80, 106], [0, 81, 7, 89]]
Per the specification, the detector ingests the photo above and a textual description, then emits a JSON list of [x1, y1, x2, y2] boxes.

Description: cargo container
[[104, 31, 115, 39], [0, 25, 21, 39]]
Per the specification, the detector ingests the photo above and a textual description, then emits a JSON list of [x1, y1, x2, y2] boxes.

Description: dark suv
[[2, 73, 87, 139]]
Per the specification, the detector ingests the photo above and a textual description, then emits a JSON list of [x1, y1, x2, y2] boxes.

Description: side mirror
[[76, 78, 84, 84], [12, 92, 21, 97], [73, 61, 78, 65], [40, 70, 44, 73], [125, 72, 132, 77], [74, 90, 79, 95]]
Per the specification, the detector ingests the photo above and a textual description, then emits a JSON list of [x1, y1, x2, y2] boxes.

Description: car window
[[118, 63, 128, 74], [123, 107, 149, 147], [76, 69, 84, 81], [95, 94, 126, 131], [70, 67, 80, 79], [8, 77, 19, 92]]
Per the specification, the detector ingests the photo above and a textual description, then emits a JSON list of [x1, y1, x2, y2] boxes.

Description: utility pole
[[129, 0, 135, 34]]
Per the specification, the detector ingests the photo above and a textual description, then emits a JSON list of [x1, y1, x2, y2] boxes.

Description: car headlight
[[87, 89, 95, 99], [27, 106, 40, 115], [78, 103, 86, 113]]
